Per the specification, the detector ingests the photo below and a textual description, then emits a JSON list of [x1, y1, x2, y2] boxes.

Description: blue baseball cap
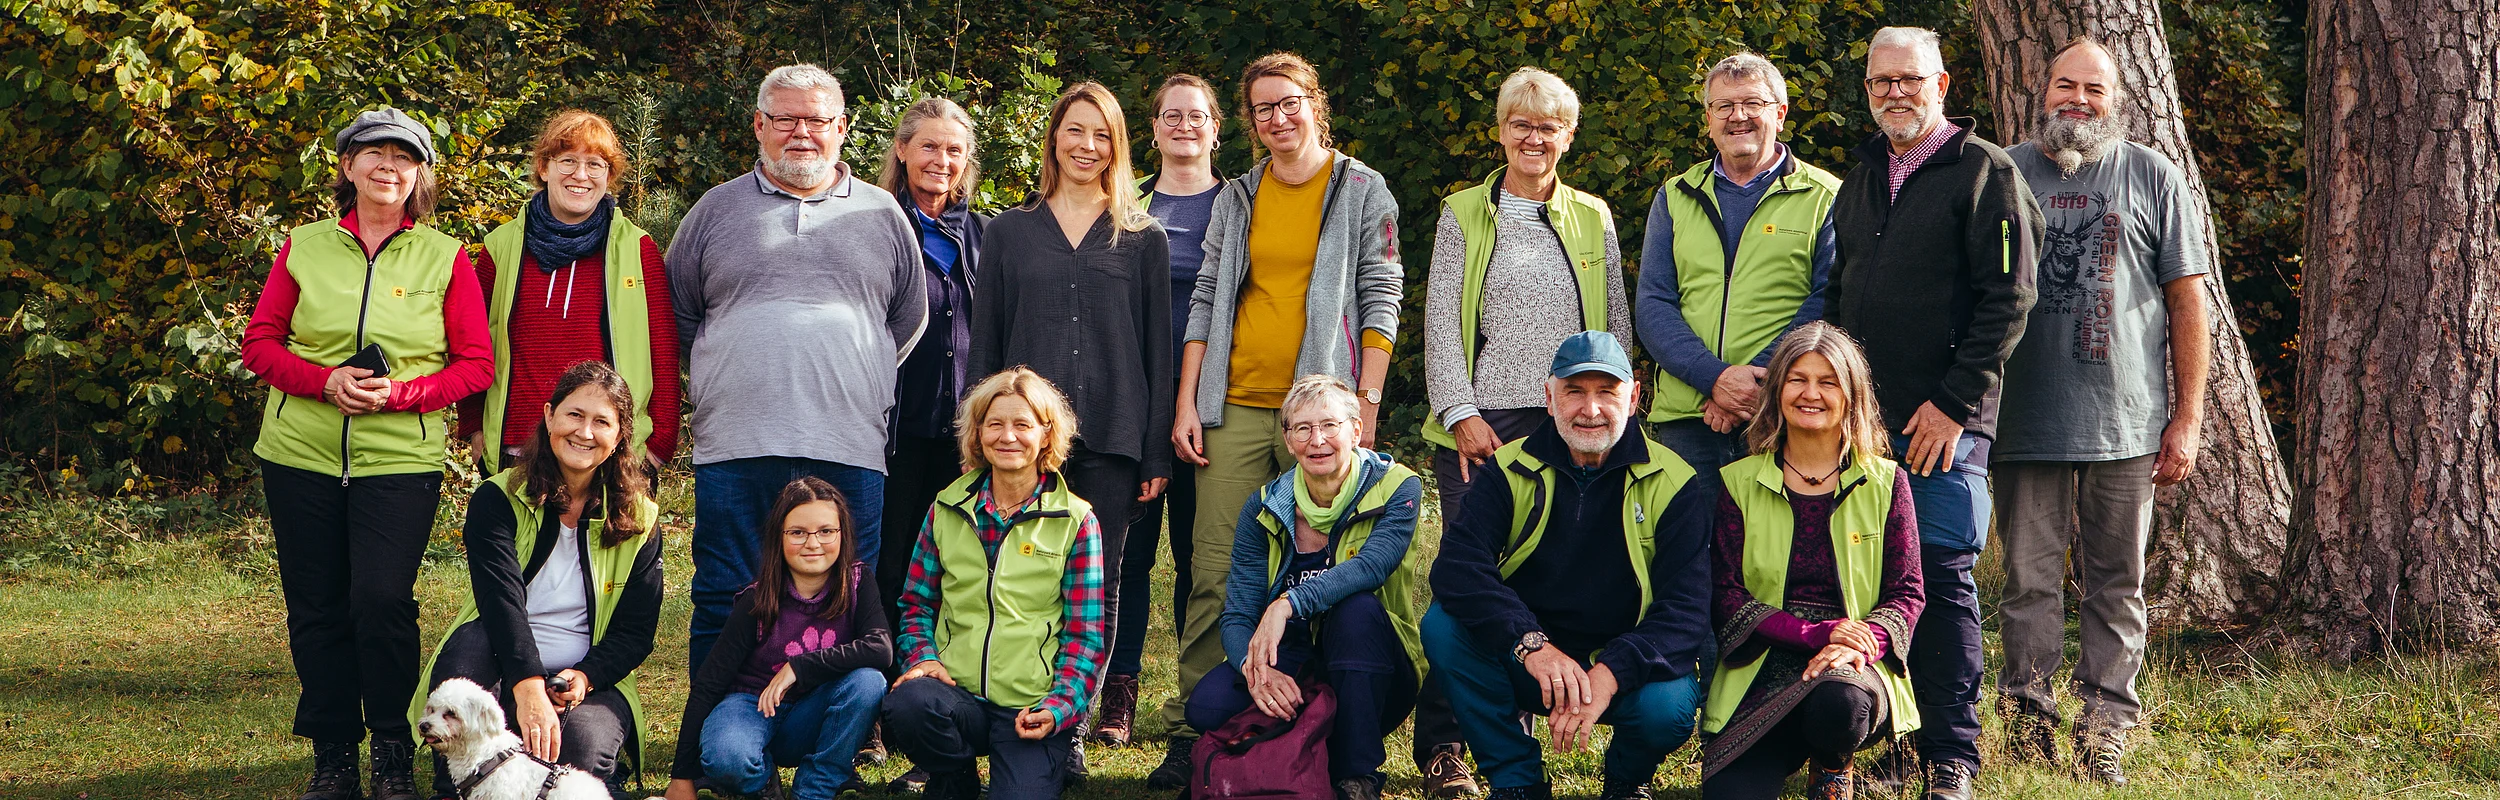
[[1549, 331, 1634, 381]]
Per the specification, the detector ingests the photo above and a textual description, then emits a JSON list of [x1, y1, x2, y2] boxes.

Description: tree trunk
[[2287, 0, 2500, 660], [1969, 0, 2292, 627]]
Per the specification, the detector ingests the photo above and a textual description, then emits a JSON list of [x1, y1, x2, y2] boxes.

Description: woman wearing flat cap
[[239, 106, 494, 800]]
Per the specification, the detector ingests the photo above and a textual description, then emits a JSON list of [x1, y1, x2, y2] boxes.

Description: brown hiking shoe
[[2078, 741, 2128, 786], [1806, 762, 1853, 800], [1090, 672, 1139, 747], [1421, 744, 1482, 798]]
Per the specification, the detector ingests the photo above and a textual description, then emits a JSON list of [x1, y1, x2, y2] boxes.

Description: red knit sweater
[[452, 237, 683, 461]]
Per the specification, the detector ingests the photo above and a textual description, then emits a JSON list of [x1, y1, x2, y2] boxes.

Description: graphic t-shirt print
[[2039, 190, 2120, 365], [787, 626, 838, 657]]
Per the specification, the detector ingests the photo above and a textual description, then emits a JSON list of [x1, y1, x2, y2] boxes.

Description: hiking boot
[[1146, 735, 1195, 790], [1063, 736, 1090, 788], [1597, 776, 1653, 800], [1090, 673, 1140, 747], [855, 721, 888, 767], [1336, 776, 1384, 800], [1807, 762, 1854, 800], [301, 741, 363, 800], [369, 737, 418, 800], [885, 767, 929, 794], [1484, 784, 1553, 800], [2078, 742, 2127, 786], [1420, 744, 1482, 798], [1923, 759, 1975, 800], [2003, 709, 2060, 767]]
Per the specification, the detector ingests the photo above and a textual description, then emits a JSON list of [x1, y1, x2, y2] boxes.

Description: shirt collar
[[1712, 143, 1789, 190], [750, 160, 855, 201]]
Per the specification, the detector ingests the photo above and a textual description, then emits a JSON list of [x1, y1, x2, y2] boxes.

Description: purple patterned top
[[1712, 468, 1924, 659], [733, 565, 869, 695]]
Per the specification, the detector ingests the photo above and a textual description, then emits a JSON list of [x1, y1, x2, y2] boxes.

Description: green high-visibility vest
[[1700, 452, 1919, 737], [1491, 434, 1697, 631], [253, 218, 465, 478], [1244, 458, 1429, 680], [410, 468, 660, 765], [479, 214, 658, 465], [1426, 168, 1615, 449], [926, 469, 1095, 709], [1647, 157, 1839, 422]]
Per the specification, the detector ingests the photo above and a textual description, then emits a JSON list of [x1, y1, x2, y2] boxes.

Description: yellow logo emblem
[[1762, 223, 1777, 236], [1849, 530, 1866, 545], [623, 276, 639, 289], [1019, 542, 1035, 557], [392, 286, 407, 297]]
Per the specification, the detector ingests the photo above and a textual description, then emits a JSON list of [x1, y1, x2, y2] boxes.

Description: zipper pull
[[2001, 220, 2012, 274]]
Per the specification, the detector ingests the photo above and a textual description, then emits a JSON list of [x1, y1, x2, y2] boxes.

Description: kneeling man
[[1423, 331, 1717, 800]]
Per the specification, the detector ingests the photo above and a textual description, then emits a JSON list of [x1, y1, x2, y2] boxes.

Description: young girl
[[665, 478, 893, 800]]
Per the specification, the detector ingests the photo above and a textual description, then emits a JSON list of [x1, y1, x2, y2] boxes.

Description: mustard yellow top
[[1227, 160, 1329, 408]]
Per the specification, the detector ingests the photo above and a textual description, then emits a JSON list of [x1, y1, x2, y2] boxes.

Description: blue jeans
[[690, 457, 885, 670], [1888, 432, 1989, 770], [700, 668, 887, 800], [1649, 418, 1749, 477], [1421, 604, 1699, 789]]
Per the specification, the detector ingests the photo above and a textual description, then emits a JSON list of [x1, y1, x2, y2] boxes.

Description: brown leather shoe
[[1420, 744, 1483, 799], [1089, 672, 1139, 747]]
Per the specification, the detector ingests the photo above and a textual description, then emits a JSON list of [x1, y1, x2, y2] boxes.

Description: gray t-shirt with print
[[1995, 141, 2211, 461]]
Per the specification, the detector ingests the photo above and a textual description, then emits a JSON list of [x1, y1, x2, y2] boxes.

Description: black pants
[[424, 621, 631, 792], [1701, 681, 1881, 799], [1111, 466, 1192, 675], [881, 435, 963, 625], [1060, 448, 1139, 695], [1912, 546, 1984, 770], [265, 458, 440, 743], [882, 679, 1076, 800], [1418, 406, 1550, 766]]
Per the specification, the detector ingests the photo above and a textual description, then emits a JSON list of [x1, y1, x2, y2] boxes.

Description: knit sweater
[[1423, 187, 1632, 426]]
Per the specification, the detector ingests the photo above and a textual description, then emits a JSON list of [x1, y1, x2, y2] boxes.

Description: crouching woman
[[1186, 374, 1427, 800], [414, 360, 663, 795], [882, 367, 1108, 800], [663, 477, 893, 800], [1700, 322, 1924, 799]]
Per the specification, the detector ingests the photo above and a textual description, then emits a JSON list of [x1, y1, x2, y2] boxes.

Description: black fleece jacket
[[1826, 117, 2042, 439], [1428, 422, 1718, 690], [460, 484, 665, 693], [670, 580, 893, 779]]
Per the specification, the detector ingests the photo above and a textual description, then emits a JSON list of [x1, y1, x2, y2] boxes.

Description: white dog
[[417, 678, 608, 800]]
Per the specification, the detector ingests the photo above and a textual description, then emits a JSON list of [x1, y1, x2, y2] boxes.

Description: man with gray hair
[[1637, 50, 1840, 475], [1825, 26, 2041, 800], [1992, 35, 2210, 788], [667, 63, 929, 671]]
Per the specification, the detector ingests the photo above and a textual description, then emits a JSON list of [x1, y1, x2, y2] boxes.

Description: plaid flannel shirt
[[1887, 118, 1963, 203], [896, 473, 1108, 731]]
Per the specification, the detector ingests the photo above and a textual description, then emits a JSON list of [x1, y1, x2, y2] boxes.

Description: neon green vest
[[1646, 158, 1841, 422], [410, 469, 660, 764], [1425, 168, 1615, 448], [1247, 459, 1429, 680], [1700, 452, 1919, 737], [1492, 434, 1697, 632], [927, 469, 1095, 708], [253, 218, 465, 478], [479, 214, 659, 465]]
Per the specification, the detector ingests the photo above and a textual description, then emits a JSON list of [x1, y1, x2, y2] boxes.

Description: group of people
[[243, 21, 2212, 800]]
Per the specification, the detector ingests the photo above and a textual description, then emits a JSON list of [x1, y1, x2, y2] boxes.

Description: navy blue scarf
[[524, 192, 614, 272]]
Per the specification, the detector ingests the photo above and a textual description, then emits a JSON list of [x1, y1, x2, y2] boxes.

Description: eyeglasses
[[1158, 110, 1213, 129], [1505, 120, 1570, 139], [550, 156, 611, 178], [1251, 95, 1312, 122], [1707, 99, 1779, 120], [1285, 417, 1352, 442], [1863, 73, 1937, 97], [783, 527, 843, 544], [763, 113, 842, 133]]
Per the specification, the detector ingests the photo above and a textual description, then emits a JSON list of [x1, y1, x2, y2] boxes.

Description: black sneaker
[[368, 737, 418, 800], [1923, 759, 1975, 800], [1597, 775, 1653, 800], [885, 767, 929, 794], [1064, 736, 1090, 789], [2079, 742, 2127, 786], [300, 741, 363, 800], [1336, 776, 1384, 800], [1145, 736, 1195, 791], [1485, 784, 1553, 800]]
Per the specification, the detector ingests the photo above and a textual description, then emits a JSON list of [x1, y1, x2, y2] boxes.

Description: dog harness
[[454, 747, 580, 800]]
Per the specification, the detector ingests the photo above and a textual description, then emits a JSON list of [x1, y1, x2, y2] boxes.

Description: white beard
[[762, 150, 833, 189], [2035, 104, 2128, 178]]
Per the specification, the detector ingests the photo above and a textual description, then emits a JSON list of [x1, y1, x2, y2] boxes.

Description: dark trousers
[[690, 456, 886, 671], [1911, 545, 1984, 770], [264, 458, 440, 743], [882, 678, 1077, 800], [1700, 681, 1881, 799], [1421, 407, 1550, 766], [1112, 465, 1192, 675], [1184, 592, 1416, 785], [1422, 604, 1700, 789], [424, 621, 631, 792], [882, 436, 963, 625], [1059, 448, 1139, 693], [1649, 418, 1750, 476]]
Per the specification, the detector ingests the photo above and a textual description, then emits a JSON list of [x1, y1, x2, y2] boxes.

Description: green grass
[[3, 475, 2498, 799]]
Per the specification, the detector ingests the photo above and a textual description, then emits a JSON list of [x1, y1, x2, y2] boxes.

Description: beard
[[2035, 103, 2128, 178], [1872, 98, 1939, 144], [1555, 413, 1628, 459], [761, 146, 834, 189]]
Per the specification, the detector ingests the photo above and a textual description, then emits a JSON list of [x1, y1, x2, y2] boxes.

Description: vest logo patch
[[1633, 502, 1646, 524], [392, 286, 407, 297], [1849, 530, 1866, 545], [1761, 223, 1777, 236], [1019, 541, 1035, 557], [623, 276, 639, 289], [1578, 257, 1601, 271]]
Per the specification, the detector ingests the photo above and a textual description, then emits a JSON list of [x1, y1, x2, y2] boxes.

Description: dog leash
[[453, 746, 579, 800]]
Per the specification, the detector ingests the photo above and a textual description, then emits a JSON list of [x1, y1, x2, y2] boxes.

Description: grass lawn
[[3, 474, 2497, 799]]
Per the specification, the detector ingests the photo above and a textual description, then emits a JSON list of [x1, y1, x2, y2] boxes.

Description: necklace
[[1783, 454, 1844, 487]]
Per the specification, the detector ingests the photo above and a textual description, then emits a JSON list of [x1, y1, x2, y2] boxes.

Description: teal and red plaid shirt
[[896, 473, 1107, 731]]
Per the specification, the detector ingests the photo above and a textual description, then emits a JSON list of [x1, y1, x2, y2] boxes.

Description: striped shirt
[[1887, 118, 1963, 203], [896, 473, 1107, 730]]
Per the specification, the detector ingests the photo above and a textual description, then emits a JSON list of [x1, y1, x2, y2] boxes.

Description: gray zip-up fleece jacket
[[1184, 151, 1406, 428]]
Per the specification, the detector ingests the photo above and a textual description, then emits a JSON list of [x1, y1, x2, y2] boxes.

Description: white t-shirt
[[524, 522, 594, 673]]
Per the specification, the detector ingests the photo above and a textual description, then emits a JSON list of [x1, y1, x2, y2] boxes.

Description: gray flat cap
[[335, 107, 436, 163]]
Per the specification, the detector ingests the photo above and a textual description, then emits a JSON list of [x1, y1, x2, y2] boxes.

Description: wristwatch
[[1360, 387, 1383, 404], [1512, 631, 1549, 664]]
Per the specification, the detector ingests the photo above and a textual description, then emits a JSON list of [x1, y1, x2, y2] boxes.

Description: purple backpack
[[1189, 682, 1337, 800]]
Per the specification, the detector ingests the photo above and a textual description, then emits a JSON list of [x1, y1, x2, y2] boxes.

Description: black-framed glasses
[[1251, 95, 1312, 122], [1707, 99, 1779, 120], [1284, 417, 1352, 442], [1863, 73, 1937, 97], [783, 527, 843, 543], [1159, 110, 1213, 129], [762, 113, 841, 133]]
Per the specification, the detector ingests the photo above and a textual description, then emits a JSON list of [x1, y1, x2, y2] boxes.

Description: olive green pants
[[1161, 403, 1295, 735]]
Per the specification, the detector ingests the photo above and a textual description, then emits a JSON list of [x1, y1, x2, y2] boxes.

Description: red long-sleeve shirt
[[240, 213, 494, 413], [452, 238, 683, 460]]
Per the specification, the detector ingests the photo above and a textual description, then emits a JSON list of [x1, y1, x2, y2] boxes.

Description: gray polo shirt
[[667, 164, 928, 469]]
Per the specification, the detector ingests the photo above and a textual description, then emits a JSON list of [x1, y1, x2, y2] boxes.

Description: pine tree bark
[[2287, 0, 2500, 660], [1969, 0, 2291, 627]]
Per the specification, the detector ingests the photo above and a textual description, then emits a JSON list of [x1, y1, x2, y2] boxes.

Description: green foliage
[[839, 48, 1067, 215]]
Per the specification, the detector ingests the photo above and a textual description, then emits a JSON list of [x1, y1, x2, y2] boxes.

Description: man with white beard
[[1825, 25, 2041, 800], [667, 63, 929, 671], [1992, 36, 2212, 788]]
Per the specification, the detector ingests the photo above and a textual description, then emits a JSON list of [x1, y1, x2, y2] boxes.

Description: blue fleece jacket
[[1219, 448, 1424, 668]]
